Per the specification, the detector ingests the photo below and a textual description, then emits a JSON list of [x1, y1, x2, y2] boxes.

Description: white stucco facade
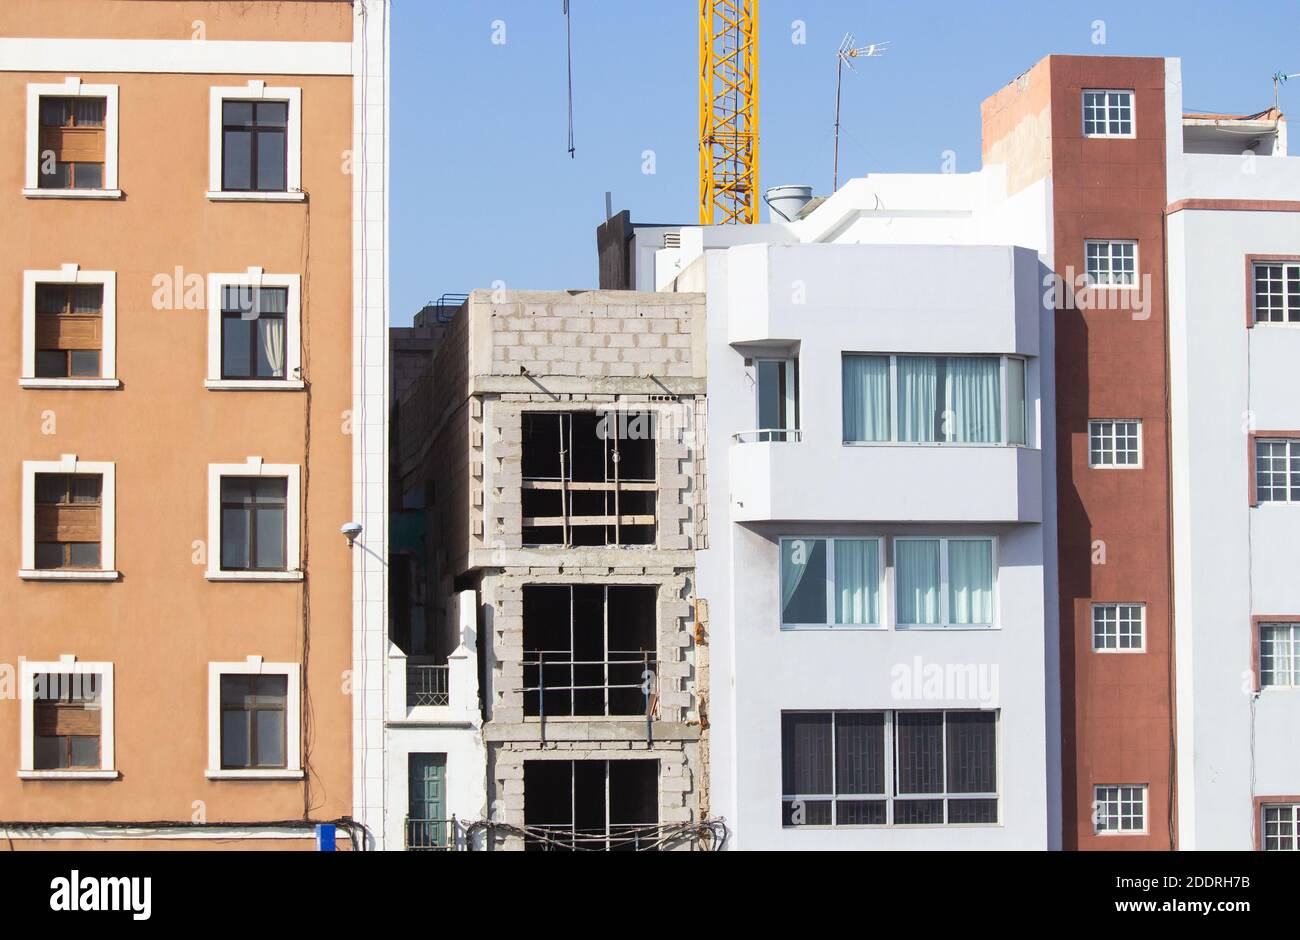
[[1164, 57, 1300, 848], [639, 170, 1061, 849]]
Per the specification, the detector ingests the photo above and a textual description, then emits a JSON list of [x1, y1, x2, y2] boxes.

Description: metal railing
[[732, 428, 803, 444], [406, 663, 450, 707], [404, 816, 457, 851]]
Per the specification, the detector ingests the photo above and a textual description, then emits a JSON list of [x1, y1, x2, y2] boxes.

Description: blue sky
[[391, 0, 1300, 323]]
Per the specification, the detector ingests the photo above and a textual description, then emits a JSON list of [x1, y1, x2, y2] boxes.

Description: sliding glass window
[[895, 537, 995, 628], [780, 537, 883, 629], [843, 354, 1028, 446]]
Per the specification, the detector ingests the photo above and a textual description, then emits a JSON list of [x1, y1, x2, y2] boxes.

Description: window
[[842, 354, 1028, 446], [221, 286, 288, 379], [522, 585, 656, 717], [779, 537, 883, 628], [1260, 623, 1300, 689], [1262, 804, 1300, 851], [1085, 239, 1138, 287], [521, 411, 656, 546], [523, 759, 659, 851], [206, 272, 301, 388], [1094, 784, 1146, 834], [781, 710, 998, 828], [207, 660, 301, 779], [221, 101, 287, 192], [220, 477, 288, 571], [1255, 438, 1300, 503], [1092, 603, 1145, 652], [21, 268, 118, 388], [220, 674, 287, 769], [208, 84, 302, 200], [1082, 89, 1134, 137], [754, 358, 799, 441], [895, 537, 995, 628], [1089, 419, 1141, 468], [1253, 261, 1300, 324], [21, 458, 116, 580], [207, 460, 301, 581], [25, 80, 119, 197], [19, 658, 116, 779]]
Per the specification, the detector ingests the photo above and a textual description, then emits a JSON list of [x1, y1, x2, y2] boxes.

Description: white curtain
[[262, 317, 286, 376], [945, 358, 1001, 443], [897, 357, 938, 443], [842, 356, 890, 442], [949, 540, 993, 624], [835, 539, 878, 624], [1007, 358, 1027, 445], [896, 540, 940, 624], [782, 539, 810, 615]]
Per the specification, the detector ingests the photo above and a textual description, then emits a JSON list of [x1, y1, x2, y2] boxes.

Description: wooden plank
[[522, 515, 654, 527]]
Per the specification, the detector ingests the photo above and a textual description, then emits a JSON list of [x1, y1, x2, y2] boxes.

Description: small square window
[[1254, 438, 1300, 503], [1094, 784, 1146, 833], [1253, 262, 1300, 324], [1083, 90, 1134, 137], [1260, 623, 1300, 688], [1092, 604, 1145, 652], [25, 82, 119, 196], [1263, 804, 1300, 851], [1084, 240, 1138, 287], [1089, 420, 1141, 467]]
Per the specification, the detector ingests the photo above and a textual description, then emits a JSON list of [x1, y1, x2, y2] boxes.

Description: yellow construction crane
[[699, 0, 759, 224]]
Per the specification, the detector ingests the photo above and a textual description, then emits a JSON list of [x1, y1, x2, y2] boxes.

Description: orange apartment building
[[0, 0, 391, 849]]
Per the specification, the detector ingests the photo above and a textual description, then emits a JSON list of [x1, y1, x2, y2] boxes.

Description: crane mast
[[699, 0, 760, 224]]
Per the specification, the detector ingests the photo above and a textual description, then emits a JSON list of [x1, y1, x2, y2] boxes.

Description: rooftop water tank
[[764, 184, 814, 223]]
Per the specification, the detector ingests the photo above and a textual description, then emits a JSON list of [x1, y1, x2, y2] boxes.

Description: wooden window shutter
[[35, 504, 101, 543], [35, 699, 102, 737], [38, 97, 106, 164]]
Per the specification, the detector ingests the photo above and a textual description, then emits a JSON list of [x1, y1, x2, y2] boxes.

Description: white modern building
[[609, 168, 1062, 848], [1163, 62, 1300, 850]]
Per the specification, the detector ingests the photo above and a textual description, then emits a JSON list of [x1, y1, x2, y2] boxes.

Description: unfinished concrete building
[[424, 288, 716, 850]]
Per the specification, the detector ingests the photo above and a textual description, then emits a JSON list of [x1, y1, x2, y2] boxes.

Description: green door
[[408, 754, 447, 849]]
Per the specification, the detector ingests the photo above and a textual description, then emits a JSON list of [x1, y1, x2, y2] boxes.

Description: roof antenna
[[1273, 71, 1298, 110], [833, 34, 888, 191], [564, 0, 576, 158]]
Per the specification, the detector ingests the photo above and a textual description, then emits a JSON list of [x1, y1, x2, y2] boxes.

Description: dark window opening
[[220, 477, 288, 571], [34, 283, 104, 379], [221, 100, 288, 192], [38, 96, 106, 190], [33, 672, 102, 770], [523, 584, 657, 718], [219, 673, 288, 769], [34, 473, 102, 570], [523, 759, 658, 851], [521, 411, 656, 546], [220, 286, 288, 380]]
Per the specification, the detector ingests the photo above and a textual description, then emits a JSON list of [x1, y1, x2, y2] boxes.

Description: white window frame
[[750, 356, 800, 442], [1262, 803, 1300, 851], [20, 265, 119, 389], [1093, 784, 1148, 835], [19, 656, 117, 780], [841, 354, 1030, 448], [1255, 438, 1300, 504], [1088, 419, 1142, 469], [781, 710, 1000, 829], [207, 458, 302, 581], [1251, 261, 1300, 325], [208, 82, 304, 202], [1260, 623, 1300, 690], [1084, 239, 1139, 288], [20, 456, 117, 581], [205, 269, 303, 390], [24, 79, 121, 199], [206, 657, 302, 779], [1091, 603, 1146, 653], [778, 536, 887, 630], [1082, 89, 1135, 139], [893, 536, 998, 630]]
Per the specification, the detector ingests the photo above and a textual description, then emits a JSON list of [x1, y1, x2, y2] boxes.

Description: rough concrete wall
[[981, 56, 1054, 197], [477, 290, 706, 382]]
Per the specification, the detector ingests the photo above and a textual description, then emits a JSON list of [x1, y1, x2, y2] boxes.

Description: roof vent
[[764, 184, 814, 222], [663, 231, 682, 248]]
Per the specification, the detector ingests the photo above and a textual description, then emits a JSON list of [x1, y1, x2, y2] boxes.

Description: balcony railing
[[407, 663, 450, 707], [405, 816, 457, 851], [732, 429, 803, 444]]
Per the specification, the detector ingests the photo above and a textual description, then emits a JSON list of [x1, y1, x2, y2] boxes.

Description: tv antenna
[[834, 34, 888, 191], [1273, 71, 1298, 110]]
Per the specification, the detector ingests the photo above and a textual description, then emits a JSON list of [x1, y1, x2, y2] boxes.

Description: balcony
[[404, 816, 460, 851], [730, 439, 1042, 524], [407, 662, 449, 707]]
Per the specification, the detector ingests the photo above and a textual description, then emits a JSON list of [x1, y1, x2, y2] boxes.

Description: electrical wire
[[465, 818, 729, 852], [0, 818, 373, 852], [564, 0, 575, 158]]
